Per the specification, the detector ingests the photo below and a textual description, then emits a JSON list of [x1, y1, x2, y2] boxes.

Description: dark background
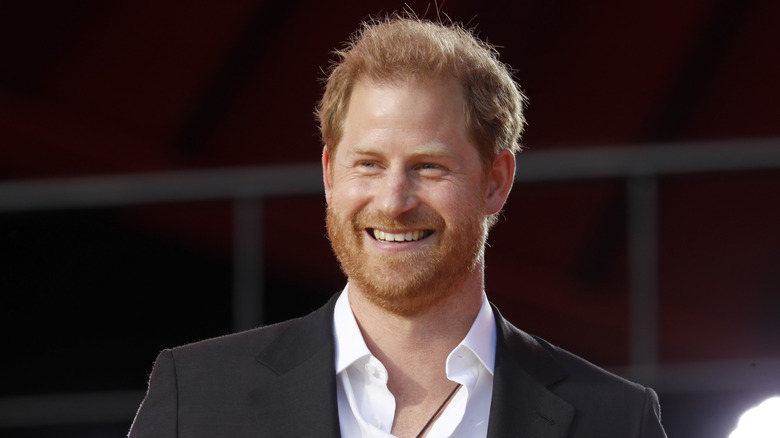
[[1, 0, 779, 436]]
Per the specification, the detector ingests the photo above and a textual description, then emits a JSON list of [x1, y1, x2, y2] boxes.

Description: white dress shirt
[[333, 285, 496, 437]]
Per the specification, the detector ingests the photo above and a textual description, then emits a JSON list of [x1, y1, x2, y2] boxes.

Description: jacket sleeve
[[641, 387, 667, 438], [128, 350, 179, 437]]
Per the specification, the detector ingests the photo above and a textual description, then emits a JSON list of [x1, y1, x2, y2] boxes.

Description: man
[[129, 15, 667, 437]]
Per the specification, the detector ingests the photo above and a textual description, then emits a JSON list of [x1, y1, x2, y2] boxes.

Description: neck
[[347, 270, 484, 395], [347, 272, 484, 437]]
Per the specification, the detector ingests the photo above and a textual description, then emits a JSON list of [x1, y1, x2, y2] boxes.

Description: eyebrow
[[350, 143, 451, 157]]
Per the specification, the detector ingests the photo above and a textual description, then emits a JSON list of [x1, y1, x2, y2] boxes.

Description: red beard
[[326, 204, 487, 316]]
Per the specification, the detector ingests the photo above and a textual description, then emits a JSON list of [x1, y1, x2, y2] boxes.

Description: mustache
[[350, 209, 445, 231]]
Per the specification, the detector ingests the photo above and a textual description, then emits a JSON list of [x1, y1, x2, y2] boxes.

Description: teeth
[[372, 229, 425, 242]]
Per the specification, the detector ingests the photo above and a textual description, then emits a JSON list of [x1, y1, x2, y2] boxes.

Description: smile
[[370, 229, 432, 243]]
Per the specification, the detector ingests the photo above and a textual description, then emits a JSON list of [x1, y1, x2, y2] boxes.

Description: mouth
[[369, 228, 433, 243]]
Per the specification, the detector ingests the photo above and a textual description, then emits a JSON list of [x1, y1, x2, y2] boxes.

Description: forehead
[[350, 76, 465, 112], [338, 78, 471, 150]]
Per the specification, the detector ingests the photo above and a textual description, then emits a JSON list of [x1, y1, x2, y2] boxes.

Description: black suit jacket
[[129, 293, 666, 437]]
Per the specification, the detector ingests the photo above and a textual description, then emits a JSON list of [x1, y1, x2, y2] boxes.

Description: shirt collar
[[333, 284, 372, 374], [448, 293, 496, 376], [333, 284, 497, 376]]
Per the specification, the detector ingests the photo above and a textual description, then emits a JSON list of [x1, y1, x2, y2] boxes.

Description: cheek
[[431, 185, 485, 218], [330, 183, 371, 215]]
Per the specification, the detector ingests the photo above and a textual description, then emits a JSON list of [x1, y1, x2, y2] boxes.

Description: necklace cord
[[415, 383, 462, 438]]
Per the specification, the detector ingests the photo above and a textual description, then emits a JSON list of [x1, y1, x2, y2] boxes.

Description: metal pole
[[232, 197, 264, 331], [627, 174, 660, 372]]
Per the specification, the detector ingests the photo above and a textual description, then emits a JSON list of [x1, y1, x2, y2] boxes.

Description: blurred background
[[1, 0, 779, 436]]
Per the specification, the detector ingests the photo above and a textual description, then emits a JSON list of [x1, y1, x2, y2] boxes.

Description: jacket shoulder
[[533, 335, 665, 436], [494, 310, 666, 437], [533, 335, 646, 393]]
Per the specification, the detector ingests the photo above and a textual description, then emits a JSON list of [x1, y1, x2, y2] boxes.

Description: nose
[[376, 169, 420, 218]]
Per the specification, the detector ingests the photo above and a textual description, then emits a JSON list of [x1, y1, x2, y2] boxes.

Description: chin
[[351, 262, 473, 317]]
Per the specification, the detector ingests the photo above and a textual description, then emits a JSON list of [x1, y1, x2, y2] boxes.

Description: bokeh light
[[729, 397, 780, 438]]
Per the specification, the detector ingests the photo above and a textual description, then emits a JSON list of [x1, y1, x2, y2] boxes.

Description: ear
[[322, 145, 333, 205], [484, 149, 516, 215]]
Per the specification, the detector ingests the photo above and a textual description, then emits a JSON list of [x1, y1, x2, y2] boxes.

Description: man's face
[[323, 78, 506, 316]]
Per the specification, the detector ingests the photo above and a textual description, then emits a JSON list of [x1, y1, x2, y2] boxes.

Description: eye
[[355, 160, 382, 175], [417, 162, 448, 177], [419, 162, 447, 171]]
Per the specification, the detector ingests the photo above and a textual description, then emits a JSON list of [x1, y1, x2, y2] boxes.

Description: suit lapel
[[487, 305, 575, 438], [250, 295, 575, 437], [254, 293, 341, 437]]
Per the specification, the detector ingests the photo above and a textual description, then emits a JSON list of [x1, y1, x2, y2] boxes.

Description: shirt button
[[365, 362, 377, 376], [371, 418, 382, 428]]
